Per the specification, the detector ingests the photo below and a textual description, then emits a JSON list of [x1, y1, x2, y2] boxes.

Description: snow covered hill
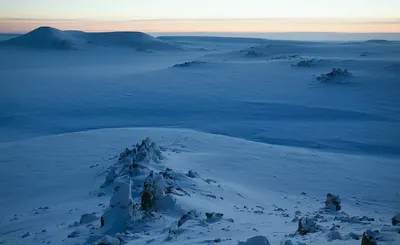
[[0, 128, 398, 245], [1, 26, 180, 50]]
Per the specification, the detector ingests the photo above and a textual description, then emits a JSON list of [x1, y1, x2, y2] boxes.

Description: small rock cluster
[[294, 59, 316, 67], [172, 60, 207, 68], [316, 68, 352, 82]]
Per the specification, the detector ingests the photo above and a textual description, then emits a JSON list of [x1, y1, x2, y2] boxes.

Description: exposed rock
[[214, 238, 222, 243], [316, 68, 351, 83], [177, 210, 198, 227], [294, 59, 316, 67], [172, 60, 207, 68], [205, 212, 224, 223], [361, 230, 378, 245], [392, 213, 400, 226], [186, 170, 200, 178], [80, 213, 97, 224], [238, 235, 270, 245], [21, 232, 31, 238], [141, 171, 166, 211], [325, 193, 341, 211], [298, 217, 318, 235], [67, 230, 81, 238]]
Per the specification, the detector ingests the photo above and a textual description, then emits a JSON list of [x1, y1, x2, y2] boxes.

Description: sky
[[0, 0, 399, 33]]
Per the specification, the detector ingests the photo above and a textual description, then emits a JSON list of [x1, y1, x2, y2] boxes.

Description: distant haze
[[0, 0, 399, 33]]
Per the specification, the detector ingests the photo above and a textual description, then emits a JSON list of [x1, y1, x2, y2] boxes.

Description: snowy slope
[[0, 128, 398, 245], [1, 26, 180, 50], [0, 32, 399, 245]]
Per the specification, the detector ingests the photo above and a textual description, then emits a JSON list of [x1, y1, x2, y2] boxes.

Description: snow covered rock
[[392, 213, 400, 225], [361, 230, 378, 245], [243, 48, 265, 57], [280, 240, 294, 245], [238, 235, 270, 245], [294, 59, 316, 67], [325, 193, 341, 211], [316, 68, 351, 82], [141, 171, 166, 211], [186, 170, 200, 178], [326, 231, 343, 242], [205, 212, 224, 223], [67, 230, 81, 238], [80, 213, 97, 224], [298, 217, 318, 235], [177, 210, 198, 227], [103, 138, 164, 187], [135, 138, 164, 164], [101, 176, 135, 234], [172, 60, 207, 68], [21, 232, 31, 238]]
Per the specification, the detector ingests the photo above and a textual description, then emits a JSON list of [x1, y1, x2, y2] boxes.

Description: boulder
[[80, 213, 97, 224], [298, 217, 318, 235], [361, 230, 378, 245], [325, 193, 341, 211], [238, 236, 270, 245], [141, 171, 166, 211], [178, 210, 198, 227]]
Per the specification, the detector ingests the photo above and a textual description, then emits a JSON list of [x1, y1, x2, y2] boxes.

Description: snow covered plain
[[0, 27, 399, 245]]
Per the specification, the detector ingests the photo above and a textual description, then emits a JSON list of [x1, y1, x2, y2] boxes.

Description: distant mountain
[[1, 26, 181, 50]]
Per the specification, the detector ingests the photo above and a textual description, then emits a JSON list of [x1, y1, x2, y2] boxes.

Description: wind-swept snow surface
[[0, 128, 399, 245], [0, 29, 399, 244]]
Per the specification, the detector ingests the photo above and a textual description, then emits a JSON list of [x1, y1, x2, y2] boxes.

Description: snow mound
[[2, 26, 79, 49], [365, 39, 392, 44], [70, 31, 181, 50], [238, 235, 271, 245], [1, 26, 180, 50], [101, 176, 135, 234], [316, 68, 352, 83]]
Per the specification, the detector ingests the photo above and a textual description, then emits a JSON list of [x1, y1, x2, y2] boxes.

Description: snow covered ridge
[[53, 137, 399, 245], [0, 26, 181, 50]]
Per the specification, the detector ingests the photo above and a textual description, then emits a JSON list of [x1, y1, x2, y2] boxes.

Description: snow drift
[[1, 26, 180, 50]]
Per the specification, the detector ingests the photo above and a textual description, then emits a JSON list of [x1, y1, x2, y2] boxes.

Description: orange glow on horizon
[[0, 19, 399, 33]]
